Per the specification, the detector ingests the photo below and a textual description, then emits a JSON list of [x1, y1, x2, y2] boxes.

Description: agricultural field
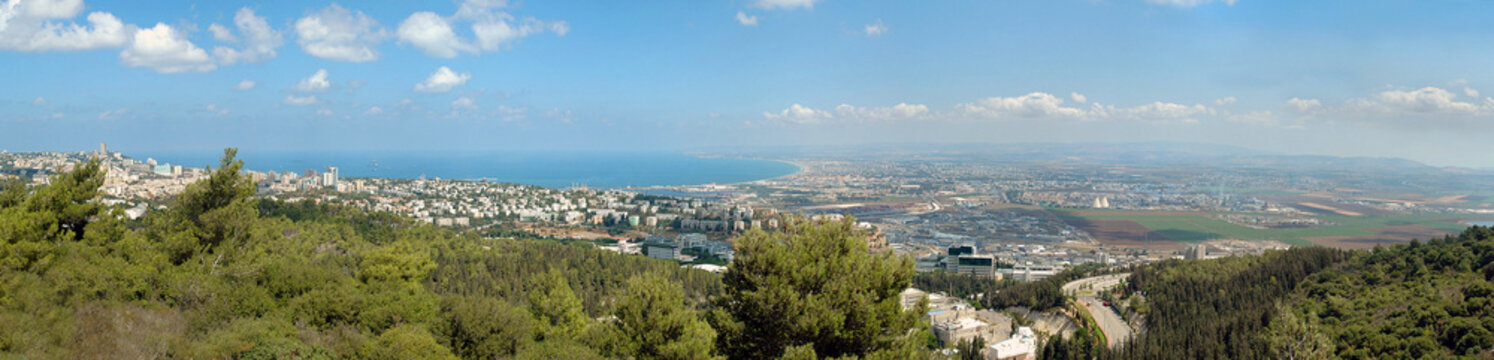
[[1055, 209, 1487, 249]]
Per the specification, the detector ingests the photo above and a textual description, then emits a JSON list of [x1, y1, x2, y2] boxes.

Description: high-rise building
[[326, 166, 339, 187], [99, 142, 107, 154], [1185, 244, 1208, 260]]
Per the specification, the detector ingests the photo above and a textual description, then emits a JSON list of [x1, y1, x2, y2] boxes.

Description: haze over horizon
[[5, 0, 1494, 166]]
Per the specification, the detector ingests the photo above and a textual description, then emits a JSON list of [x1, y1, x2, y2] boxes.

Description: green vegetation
[[1288, 228, 1494, 358], [912, 264, 1106, 312], [1039, 225, 1494, 359], [0, 149, 926, 359], [711, 218, 929, 359]]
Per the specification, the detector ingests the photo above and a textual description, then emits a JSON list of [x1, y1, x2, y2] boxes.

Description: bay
[[136, 150, 799, 189]]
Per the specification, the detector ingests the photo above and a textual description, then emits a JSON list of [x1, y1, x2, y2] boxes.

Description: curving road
[[1062, 273, 1132, 347]]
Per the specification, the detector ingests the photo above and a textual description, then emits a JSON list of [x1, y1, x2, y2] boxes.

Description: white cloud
[[1070, 92, 1088, 104], [16, 0, 83, 19], [833, 103, 930, 122], [469, 14, 567, 52], [294, 4, 386, 62], [396, 11, 473, 58], [395, 0, 567, 58], [1103, 101, 1211, 123], [31, 96, 44, 106], [1282, 86, 1494, 130], [233, 80, 256, 91], [208, 24, 236, 42], [204, 103, 228, 115], [750, 0, 818, 10], [1345, 86, 1482, 116], [119, 23, 216, 73], [735, 11, 758, 26], [1286, 97, 1322, 113], [210, 7, 283, 65], [315, 108, 333, 116], [958, 92, 1089, 120], [1465, 87, 1480, 98], [97, 107, 128, 119], [294, 69, 332, 92], [1214, 96, 1237, 106], [364, 106, 383, 115], [451, 97, 476, 110], [0, 0, 131, 52], [1145, 0, 1238, 8], [283, 95, 319, 105], [763, 103, 832, 124], [864, 19, 887, 37], [413, 66, 470, 93]]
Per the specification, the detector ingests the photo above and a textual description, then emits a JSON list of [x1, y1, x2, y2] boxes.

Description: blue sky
[[4, 0, 1494, 166]]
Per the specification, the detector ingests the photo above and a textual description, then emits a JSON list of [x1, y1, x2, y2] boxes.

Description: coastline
[[136, 150, 800, 190], [630, 156, 806, 191]]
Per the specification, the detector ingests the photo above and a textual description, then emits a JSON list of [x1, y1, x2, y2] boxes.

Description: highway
[[1062, 273, 1132, 347]]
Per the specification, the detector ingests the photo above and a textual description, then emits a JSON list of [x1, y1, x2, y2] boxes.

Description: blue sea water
[[136, 151, 800, 189]]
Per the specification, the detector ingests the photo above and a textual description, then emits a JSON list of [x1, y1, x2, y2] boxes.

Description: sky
[[3, 0, 1494, 167]]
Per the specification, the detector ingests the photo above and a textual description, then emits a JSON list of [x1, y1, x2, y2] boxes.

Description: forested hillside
[[0, 150, 926, 359], [1286, 227, 1494, 359], [1038, 227, 1494, 359]]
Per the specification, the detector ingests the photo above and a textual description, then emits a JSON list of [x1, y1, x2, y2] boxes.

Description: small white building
[[987, 327, 1036, 360]]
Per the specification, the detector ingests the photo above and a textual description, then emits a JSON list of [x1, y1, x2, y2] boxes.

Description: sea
[[136, 150, 800, 189]]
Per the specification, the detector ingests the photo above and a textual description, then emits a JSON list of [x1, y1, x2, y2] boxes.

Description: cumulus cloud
[[451, 96, 476, 110], [233, 79, 256, 90], [1102, 101, 1211, 123], [210, 7, 283, 65], [0, 0, 131, 52], [1070, 92, 1088, 104], [735, 11, 757, 26], [293, 69, 331, 92], [283, 95, 319, 105], [1214, 96, 1237, 106], [1286, 97, 1322, 113], [1145, 0, 1238, 8], [864, 19, 887, 37], [119, 23, 216, 73], [413, 66, 470, 93], [750, 0, 818, 10], [833, 103, 930, 122], [1278, 86, 1494, 130], [31, 96, 44, 106], [364, 106, 383, 115], [395, 0, 567, 58], [294, 4, 387, 62], [1353, 87, 1481, 115], [208, 23, 235, 42], [957, 92, 1089, 120], [763, 104, 831, 124], [315, 107, 333, 116], [396, 11, 472, 58]]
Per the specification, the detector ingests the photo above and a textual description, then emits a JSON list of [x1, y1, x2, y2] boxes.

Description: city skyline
[[5, 0, 1494, 166]]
